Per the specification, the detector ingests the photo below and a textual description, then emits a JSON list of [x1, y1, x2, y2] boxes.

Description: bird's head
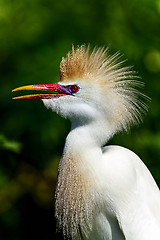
[[12, 45, 147, 134]]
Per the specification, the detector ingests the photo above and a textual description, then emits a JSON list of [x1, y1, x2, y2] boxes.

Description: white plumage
[[13, 45, 160, 240]]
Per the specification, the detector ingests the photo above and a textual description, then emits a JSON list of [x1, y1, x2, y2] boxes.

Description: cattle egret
[[12, 45, 160, 240]]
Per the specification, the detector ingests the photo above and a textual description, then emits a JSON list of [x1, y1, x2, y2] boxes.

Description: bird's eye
[[71, 85, 79, 93]]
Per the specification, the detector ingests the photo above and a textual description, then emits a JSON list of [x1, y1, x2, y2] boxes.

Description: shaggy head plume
[[60, 45, 148, 132]]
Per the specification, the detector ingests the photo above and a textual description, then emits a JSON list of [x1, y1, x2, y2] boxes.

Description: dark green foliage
[[0, 0, 160, 239]]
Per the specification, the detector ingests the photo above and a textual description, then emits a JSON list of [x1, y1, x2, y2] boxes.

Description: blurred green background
[[0, 0, 160, 239]]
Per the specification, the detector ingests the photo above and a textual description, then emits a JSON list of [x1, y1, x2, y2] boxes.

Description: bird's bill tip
[[12, 85, 35, 92], [12, 94, 50, 100]]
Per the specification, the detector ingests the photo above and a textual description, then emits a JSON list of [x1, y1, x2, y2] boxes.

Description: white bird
[[13, 45, 160, 240]]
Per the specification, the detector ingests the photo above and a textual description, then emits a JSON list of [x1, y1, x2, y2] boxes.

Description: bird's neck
[[62, 118, 114, 168], [55, 119, 111, 238], [63, 123, 103, 172], [68, 117, 114, 149]]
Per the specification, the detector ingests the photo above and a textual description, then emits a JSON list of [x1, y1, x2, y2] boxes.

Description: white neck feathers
[[55, 123, 104, 239]]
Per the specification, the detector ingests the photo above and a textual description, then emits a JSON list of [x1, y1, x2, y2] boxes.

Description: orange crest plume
[[60, 45, 107, 82], [60, 45, 148, 132]]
